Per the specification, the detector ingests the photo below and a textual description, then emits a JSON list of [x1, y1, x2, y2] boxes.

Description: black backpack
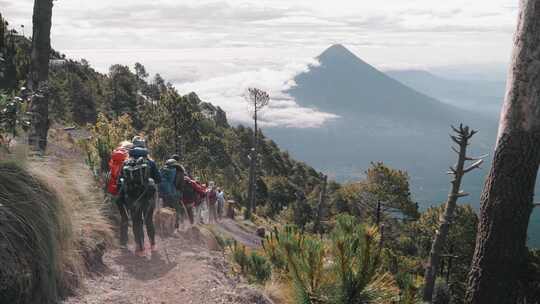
[[122, 157, 150, 194]]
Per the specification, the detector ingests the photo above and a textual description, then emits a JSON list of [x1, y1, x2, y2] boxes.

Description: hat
[[165, 159, 178, 167], [132, 136, 146, 148], [165, 159, 185, 172]]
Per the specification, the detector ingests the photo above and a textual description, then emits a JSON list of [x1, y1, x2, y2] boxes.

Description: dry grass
[[264, 280, 296, 304], [0, 129, 113, 302]]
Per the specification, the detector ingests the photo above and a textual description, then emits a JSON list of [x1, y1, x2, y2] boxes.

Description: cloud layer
[[177, 58, 339, 128], [1, 0, 517, 128]]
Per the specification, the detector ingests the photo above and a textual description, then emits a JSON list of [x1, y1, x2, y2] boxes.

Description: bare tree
[[28, 0, 54, 151], [466, 2, 540, 303], [244, 88, 269, 219], [423, 124, 484, 303], [315, 173, 328, 234]]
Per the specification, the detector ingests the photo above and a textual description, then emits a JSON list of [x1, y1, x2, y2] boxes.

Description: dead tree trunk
[[466, 1, 540, 303], [315, 174, 327, 233], [423, 124, 484, 303], [28, 0, 53, 151]]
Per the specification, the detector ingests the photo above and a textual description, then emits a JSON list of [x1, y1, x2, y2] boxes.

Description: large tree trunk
[[465, 1, 540, 303], [28, 0, 53, 151]]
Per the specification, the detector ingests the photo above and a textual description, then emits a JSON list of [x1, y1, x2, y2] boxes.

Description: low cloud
[[177, 59, 339, 128]]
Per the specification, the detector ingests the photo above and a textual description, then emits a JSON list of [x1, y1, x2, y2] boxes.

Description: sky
[[1, 0, 518, 127]]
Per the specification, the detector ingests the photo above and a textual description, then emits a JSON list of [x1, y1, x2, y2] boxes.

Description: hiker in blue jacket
[[159, 158, 185, 230]]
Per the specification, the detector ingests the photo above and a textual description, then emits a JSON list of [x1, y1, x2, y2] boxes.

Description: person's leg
[[209, 203, 216, 223], [143, 198, 156, 249], [217, 200, 223, 220], [186, 203, 194, 225], [130, 201, 145, 255], [116, 195, 129, 246]]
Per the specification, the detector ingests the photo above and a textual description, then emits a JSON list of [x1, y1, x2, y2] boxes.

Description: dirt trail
[[64, 226, 270, 304]]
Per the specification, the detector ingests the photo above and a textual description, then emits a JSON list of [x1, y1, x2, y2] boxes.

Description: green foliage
[[81, 113, 135, 175], [248, 251, 272, 284], [409, 204, 477, 301], [330, 215, 398, 304], [262, 227, 288, 272], [330, 162, 418, 224], [273, 225, 328, 303], [230, 241, 272, 284], [265, 216, 399, 304], [518, 249, 540, 303]]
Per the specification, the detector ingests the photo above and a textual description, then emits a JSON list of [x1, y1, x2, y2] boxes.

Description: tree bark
[[466, 1, 540, 303], [28, 0, 53, 151], [423, 125, 479, 303], [246, 107, 258, 219], [29, 0, 53, 89]]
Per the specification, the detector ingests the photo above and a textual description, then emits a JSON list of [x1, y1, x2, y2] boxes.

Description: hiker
[[194, 179, 206, 224], [106, 141, 131, 247], [181, 175, 206, 225], [159, 158, 184, 230], [118, 136, 161, 257], [207, 182, 218, 224], [216, 187, 225, 220]]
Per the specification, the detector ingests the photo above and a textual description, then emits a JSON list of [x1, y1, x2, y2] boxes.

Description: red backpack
[[106, 148, 129, 195]]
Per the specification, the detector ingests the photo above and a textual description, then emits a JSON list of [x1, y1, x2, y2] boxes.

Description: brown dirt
[[63, 226, 272, 304]]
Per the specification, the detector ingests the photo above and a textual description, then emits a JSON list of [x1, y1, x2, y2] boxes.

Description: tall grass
[[0, 161, 64, 303]]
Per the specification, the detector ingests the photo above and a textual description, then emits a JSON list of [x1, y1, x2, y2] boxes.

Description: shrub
[[0, 162, 65, 303], [265, 216, 400, 304], [81, 113, 135, 176], [261, 226, 287, 272], [248, 251, 272, 284], [330, 215, 398, 304], [231, 241, 250, 274], [230, 240, 272, 284], [273, 225, 328, 303]]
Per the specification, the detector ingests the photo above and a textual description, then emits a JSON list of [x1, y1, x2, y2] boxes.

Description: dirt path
[[63, 226, 271, 304], [216, 219, 262, 249]]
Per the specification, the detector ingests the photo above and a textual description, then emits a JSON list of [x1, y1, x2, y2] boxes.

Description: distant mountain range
[[386, 69, 506, 116], [265, 44, 540, 247]]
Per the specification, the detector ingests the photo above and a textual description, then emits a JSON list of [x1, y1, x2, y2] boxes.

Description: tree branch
[[464, 159, 484, 173]]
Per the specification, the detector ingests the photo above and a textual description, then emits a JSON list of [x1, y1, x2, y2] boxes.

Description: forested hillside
[[0, 12, 329, 224]]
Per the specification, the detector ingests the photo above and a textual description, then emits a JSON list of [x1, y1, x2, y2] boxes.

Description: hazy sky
[[1, 0, 517, 127]]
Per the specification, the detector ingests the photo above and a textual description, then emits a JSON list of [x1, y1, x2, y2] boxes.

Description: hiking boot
[[151, 244, 158, 252], [135, 249, 146, 257]]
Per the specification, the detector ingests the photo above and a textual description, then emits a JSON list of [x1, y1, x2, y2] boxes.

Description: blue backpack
[[159, 166, 177, 198]]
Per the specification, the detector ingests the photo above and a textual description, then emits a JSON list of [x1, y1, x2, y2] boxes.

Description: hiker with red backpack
[[106, 141, 132, 247], [181, 174, 206, 225], [117, 136, 161, 257]]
